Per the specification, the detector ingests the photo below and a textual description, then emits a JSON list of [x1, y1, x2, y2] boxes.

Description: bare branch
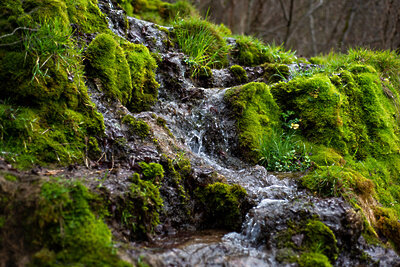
[[0, 27, 38, 40]]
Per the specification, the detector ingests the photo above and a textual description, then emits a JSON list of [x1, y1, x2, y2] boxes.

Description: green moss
[[301, 166, 374, 199], [263, 63, 290, 84], [122, 42, 159, 112], [119, 173, 163, 239], [229, 65, 248, 84], [302, 220, 338, 261], [195, 182, 247, 230], [139, 161, 164, 183], [86, 33, 132, 105], [232, 35, 296, 66], [122, 114, 150, 139], [26, 179, 130, 266], [116, 0, 198, 25], [4, 173, 17, 182], [160, 154, 191, 203], [65, 0, 109, 33], [225, 82, 280, 163], [271, 67, 400, 159], [276, 219, 338, 266], [298, 252, 332, 267]]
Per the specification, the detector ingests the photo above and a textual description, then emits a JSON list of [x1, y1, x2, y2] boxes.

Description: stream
[[91, 1, 400, 266]]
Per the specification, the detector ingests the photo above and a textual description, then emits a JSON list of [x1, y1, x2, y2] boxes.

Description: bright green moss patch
[[276, 219, 338, 266], [195, 182, 247, 230], [139, 161, 164, 183], [301, 166, 375, 199], [118, 173, 163, 239], [86, 33, 132, 105], [122, 114, 150, 139], [0, 1, 106, 168], [116, 0, 198, 25], [271, 68, 400, 159], [30, 179, 130, 266], [225, 82, 280, 163], [122, 42, 159, 112], [298, 252, 332, 267], [232, 35, 296, 66], [229, 65, 248, 84], [263, 63, 290, 84], [86, 35, 160, 112], [65, 0, 109, 33], [0, 177, 129, 266]]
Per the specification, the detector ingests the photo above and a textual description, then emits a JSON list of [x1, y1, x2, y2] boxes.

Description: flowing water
[[92, 2, 400, 266]]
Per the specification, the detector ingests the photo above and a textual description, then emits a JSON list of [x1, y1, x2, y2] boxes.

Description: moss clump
[[86, 33, 132, 105], [139, 161, 164, 183], [122, 42, 159, 112], [271, 67, 400, 159], [116, 0, 198, 25], [225, 82, 280, 163], [122, 114, 150, 139], [86, 36, 159, 112], [298, 252, 332, 267], [118, 173, 163, 239], [195, 182, 247, 230], [230, 65, 248, 84], [0, 177, 129, 266], [301, 166, 375, 199], [276, 219, 338, 266], [232, 35, 296, 66], [30, 180, 130, 266], [160, 154, 191, 204], [65, 0, 109, 33], [263, 63, 290, 84]]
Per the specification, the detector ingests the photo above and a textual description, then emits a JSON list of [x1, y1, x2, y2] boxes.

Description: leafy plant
[[259, 127, 311, 172]]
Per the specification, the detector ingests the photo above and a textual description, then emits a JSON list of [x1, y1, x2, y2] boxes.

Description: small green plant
[[258, 111, 311, 172], [259, 127, 311, 172], [22, 17, 80, 84], [173, 16, 230, 76]]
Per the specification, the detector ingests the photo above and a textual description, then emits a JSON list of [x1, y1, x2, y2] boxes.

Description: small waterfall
[[91, 2, 400, 266]]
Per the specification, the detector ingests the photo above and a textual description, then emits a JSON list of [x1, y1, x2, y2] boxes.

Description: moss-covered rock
[[225, 82, 280, 163], [263, 63, 290, 84], [0, 0, 107, 168], [229, 65, 248, 84], [195, 182, 247, 230], [117, 173, 163, 239], [86, 33, 133, 104], [0, 176, 129, 266], [276, 219, 338, 266], [232, 35, 296, 66], [298, 252, 332, 267], [122, 114, 150, 139], [270, 67, 400, 159], [139, 161, 164, 183], [116, 0, 198, 25], [122, 42, 160, 112]]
